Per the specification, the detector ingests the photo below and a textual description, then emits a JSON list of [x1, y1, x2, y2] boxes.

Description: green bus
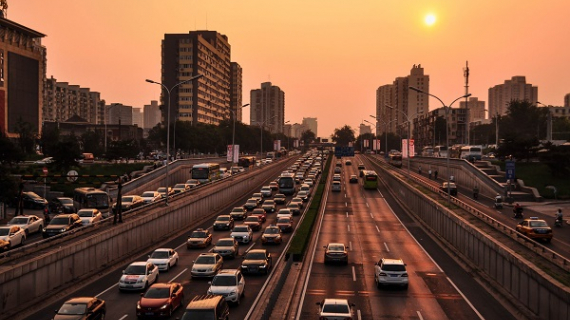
[[362, 170, 379, 189]]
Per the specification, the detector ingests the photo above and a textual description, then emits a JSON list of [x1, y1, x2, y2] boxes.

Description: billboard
[[401, 139, 415, 158], [227, 144, 240, 163], [273, 140, 281, 151]]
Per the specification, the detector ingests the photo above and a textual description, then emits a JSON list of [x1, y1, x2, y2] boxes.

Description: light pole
[[382, 105, 417, 175], [104, 103, 120, 155], [369, 115, 397, 157], [537, 101, 553, 142], [146, 74, 203, 205], [230, 103, 250, 166], [409, 86, 471, 201], [284, 120, 291, 154], [255, 115, 277, 163]]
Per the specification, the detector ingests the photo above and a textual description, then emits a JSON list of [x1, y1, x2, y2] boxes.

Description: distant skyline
[[10, 1, 570, 138]]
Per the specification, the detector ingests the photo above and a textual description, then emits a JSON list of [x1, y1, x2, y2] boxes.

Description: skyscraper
[[459, 97, 486, 122], [144, 100, 161, 129], [132, 108, 143, 128], [230, 62, 243, 122], [488, 76, 538, 117], [302, 117, 318, 136], [564, 93, 570, 108], [250, 82, 285, 134]]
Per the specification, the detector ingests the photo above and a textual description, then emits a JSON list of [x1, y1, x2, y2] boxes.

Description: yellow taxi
[[516, 217, 553, 243]]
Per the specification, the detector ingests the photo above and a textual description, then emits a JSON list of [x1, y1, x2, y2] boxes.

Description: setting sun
[[425, 14, 436, 26]]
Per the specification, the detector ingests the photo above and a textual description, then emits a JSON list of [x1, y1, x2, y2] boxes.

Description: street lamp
[[104, 103, 120, 154], [146, 74, 203, 205], [254, 115, 278, 163], [284, 120, 291, 152], [409, 86, 471, 201], [369, 115, 397, 157], [536, 101, 553, 142], [230, 103, 250, 166], [382, 105, 417, 175]]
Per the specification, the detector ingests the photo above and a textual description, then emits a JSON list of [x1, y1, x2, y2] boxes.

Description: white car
[[0, 226, 26, 248], [374, 258, 409, 289], [304, 179, 314, 187], [119, 261, 159, 291], [34, 157, 54, 165], [207, 269, 245, 305], [147, 248, 179, 272], [277, 208, 293, 219], [213, 238, 240, 259], [140, 191, 161, 204], [317, 298, 355, 320], [77, 209, 103, 226], [172, 183, 190, 194], [230, 225, 253, 244], [260, 186, 273, 198], [7, 215, 44, 235], [191, 253, 224, 278]]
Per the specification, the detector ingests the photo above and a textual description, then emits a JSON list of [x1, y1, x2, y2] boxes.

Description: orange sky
[[10, 0, 570, 138]]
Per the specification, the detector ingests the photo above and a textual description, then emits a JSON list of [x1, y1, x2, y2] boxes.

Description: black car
[[49, 197, 76, 214], [241, 249, 272, 274], [14, 191, 48, 209], [54, 297, 106, 320], [42, 214, 83, 238], [440, 182, 458, 196]]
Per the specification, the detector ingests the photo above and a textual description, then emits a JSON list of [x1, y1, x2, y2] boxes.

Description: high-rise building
[[459, 97, 486, 121], [302, 117, 317, 136], [291, 123, 304, 138], [230, 62, 244, 122], [376, 84, 395, 136], [144, 100, 161, 129], [0, 17, 46, 136], [564, 93, 570, 108], [107, 103, 132, 125], [132, 108, 143, 127], [250, 82, 285, 134], [488, 76, 538, 117], [44, 76, 101, 124], [359, 123, 372, 135], [162, 31, 236, 126]]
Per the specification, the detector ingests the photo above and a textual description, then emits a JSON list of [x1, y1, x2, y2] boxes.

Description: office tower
[[302, 117, 318, 136], [144, 100, 161, 129], [230, 62, 243, 122], [488, 76, 538, 117], [107, 103, 132, 125], [460, 97, 486, 122], [564, 93, 570, 108], [359, 123, 372, 135], [132, 108, 143, 127], [250, 82, 285, 134]]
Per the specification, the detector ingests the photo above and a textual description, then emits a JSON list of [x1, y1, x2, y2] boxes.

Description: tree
[[51, 135, 81, 172], [331, 125, 355, 147], [107, 139, 140, 160], [300, 130, 316, 149], [81, 130, 104, 157], [538, 143, 570, 178], [0, 131, 24, 165], [355, 133, 375, 152], [499, 100, 547, 160], [40, 124, 60, 156], [14, 118, 37, 156]]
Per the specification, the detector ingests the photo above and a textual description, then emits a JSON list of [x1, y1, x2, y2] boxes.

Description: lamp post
[[104, 103, 120, 154], [409, 86, 471, 202], [230, 103, 250, 166], [255, 115, 277, 163], [369, 116, 397, 157], [382, 105, 417, 175], [284, 120, 291, 154], [537, 101, 553, 142], [146, 74, 203, 205]]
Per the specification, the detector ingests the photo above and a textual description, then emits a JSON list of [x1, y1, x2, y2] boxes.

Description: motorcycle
[[555, 215, 563, 227], [494, 197, 503, 209], [513, 206, 524, 219]]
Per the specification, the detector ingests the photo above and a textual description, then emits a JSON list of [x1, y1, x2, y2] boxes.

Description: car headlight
[[42, 228, 46, 232], [259, 264, 267, 268], [207, 267, 214, 272], [207, 289, 213, 294], [136, 302, 141, 309], [137, 278, 144, 283], [159, 303, 169, 310], [241, 265, 247, 269], [60, 228, 66, 232]]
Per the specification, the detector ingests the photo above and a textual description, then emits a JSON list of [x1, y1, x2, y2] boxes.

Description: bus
[[460, 145, 483, 161], [433, 145, 448, 158], [191, 163, 222, 184], [278, 172, 296, 195], [362, 170, 379, 189], [388, 153, 403, 168], [238, 156, 256, 168], [421, 146, 434, 157], [448, 145, 464, 159], [73, 187, 112, 218]]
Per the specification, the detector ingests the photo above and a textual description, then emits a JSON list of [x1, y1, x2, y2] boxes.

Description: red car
[[136, 282, 184, 318]]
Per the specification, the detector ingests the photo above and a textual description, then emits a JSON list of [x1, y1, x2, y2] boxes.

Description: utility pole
[[464, 61, 470, 145]]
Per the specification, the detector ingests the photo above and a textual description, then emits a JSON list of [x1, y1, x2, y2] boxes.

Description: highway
[[296, 155, 516, 320]]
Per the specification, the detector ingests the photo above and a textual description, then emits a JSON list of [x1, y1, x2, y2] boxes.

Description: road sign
[[42, 167, 48, 175], [334, 146, 355, 157], [505, 160, 515, 180], [67, 170, 79, 182]]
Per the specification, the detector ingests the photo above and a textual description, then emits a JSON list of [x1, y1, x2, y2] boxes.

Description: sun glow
[[425, 14, 436, 26]]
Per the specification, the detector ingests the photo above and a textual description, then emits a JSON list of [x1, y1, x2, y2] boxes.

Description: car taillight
[[401, 273, 408, 277]]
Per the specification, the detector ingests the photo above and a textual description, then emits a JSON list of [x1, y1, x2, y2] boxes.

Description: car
[[516, 217, 553, 242], [112, 195, 145, 212], [213, 215, 234, 231], [250, 208, 267, 222], [119, 261, 159, 291], [34, 157, 54, 165], [304, 178, 315, 187], [191, 253, 224, 278], [0, 239, 9, 251], [261, 225, 283, 245], [207, 269, 246, 305], [156, 187, 174, 198], [77, 208, 103, 226], [299, 184, 311, 193], [374, 258, 409, 289], [54, 297, 106, 320], [140, 191, 161, 204], [7, 215, 44, 235], [147, 248, 179, 271], [42, 214, 83, 238], [317, 298, 354, 320], [277, 208, 293, 219], [213, 237, 240, 259], [172, 183, 190, 194], [241, 249, 272, 274], [290, 197, 304, 209], [16, 191, 48, 209], [230, 206, 248, 220], [243, 198, 259, 211], [349, 175, 358, 183], [136, 282, 184, 318], [345, 159, 352, 165], [187, 228, 213, 249], [323, 243, 349, 264], [0, 225, 26, 248], [179, 295, 229, 320], [297, 190, 310, 202], [276, 216, 293, 232], [332, 181, 342, 192], [244, 215, 263, 231], [269, 181, 279, 191], [251, 193, 264, 204], [273, 193, 287, 204], [286, 203, 301, 215], [334, 167, 342, 174], [185, 179, 201, 188], [230, 225, 253, 244], [440, 182, 458, 196], [262, 199, 277, 213], [333, 174, 341, 181], [48, 197, 75, 214], [260, 186, 273, 197]]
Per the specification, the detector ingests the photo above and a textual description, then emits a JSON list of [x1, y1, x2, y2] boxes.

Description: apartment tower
[[250, 82, 285, 134], [488, 76, 538, 117]]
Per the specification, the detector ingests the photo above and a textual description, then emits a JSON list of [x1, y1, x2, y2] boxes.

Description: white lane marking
[[175, 241, 186, 251], [345, 202, 348, 207], [357, 309, 362, 320], [352, 266, 356, 281], [169, 268, 187, 283], [118, 316, 128, 320], [384, 242, 390, 252], [347, 224, 350, 232], [246, 242, 255, 252], [346, 211, 349, 218], [375, 225, 380, 233], [370, 212, 374, 219], [349, 241, 353, 250], [447, 276, 485, 320], [345, 193, 347, 198], [366, 203, 369, 208], [417, 311, 424, 320], [96, 283, 117, 297]]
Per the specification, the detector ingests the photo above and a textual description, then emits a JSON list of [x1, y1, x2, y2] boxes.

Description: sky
[[10, 0, 570, 138]]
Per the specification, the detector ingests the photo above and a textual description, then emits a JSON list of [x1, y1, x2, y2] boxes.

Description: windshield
[[245, 217, 259, 222], [322, 304, 349, 314], [233, 227, 249, 232], [328, 245, 345, 251], [180, 310, 215, 320], [144, 287, 170, 298], [124, 265, 146, 275], [216, 240, 234, 247], [530, 221, 548, 227], [195, 256, 215, 264], [78, 211, 94, 218], [9, 217, 29, 224], [59, 198, 73, 205], [265, 228, 279, 234], [212, 275, 236, 286], [50, 217, 69, 225], [57, 303, 87, 315], [191, 231, 207, 238], [0, 229, 10, 236], [382, 264, 406, 272], [265, 200, 275, 205], [245, 252, 266, 260], [150, 251, 169, 259], [279, 177, 294, 188], [174, 184, 185, 188], [122, 196, 135, 202], [216, 216, 230, 222], [277, 218, 290, 224], [85, 194, 109, 209], [141, 192, 155, 197], [191, 168, 209, 180]]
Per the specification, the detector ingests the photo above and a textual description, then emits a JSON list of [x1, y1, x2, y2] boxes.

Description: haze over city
[[11, 0, 570, 137]]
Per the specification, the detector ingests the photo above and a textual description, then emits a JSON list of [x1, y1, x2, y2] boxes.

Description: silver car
[[213, 238, 239, 258], [207, 269, 245, 305]]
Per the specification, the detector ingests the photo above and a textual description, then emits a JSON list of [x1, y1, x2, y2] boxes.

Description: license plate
[[126, 285, 133, 288], [390, 274, 398, 277], [146, 312, 154, 315]]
